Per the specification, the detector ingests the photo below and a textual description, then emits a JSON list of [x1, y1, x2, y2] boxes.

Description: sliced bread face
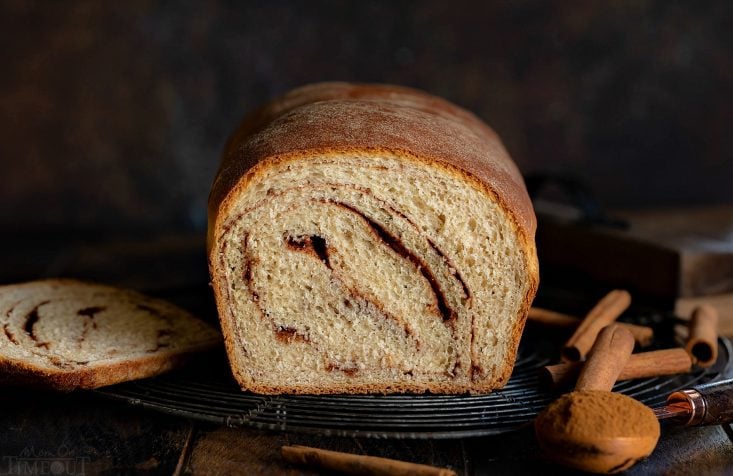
[[0, 279, 221, 391], [212, 153, 535, 394]]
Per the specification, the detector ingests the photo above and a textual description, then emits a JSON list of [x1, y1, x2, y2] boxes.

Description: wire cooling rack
[[94, 316, 732, 439]]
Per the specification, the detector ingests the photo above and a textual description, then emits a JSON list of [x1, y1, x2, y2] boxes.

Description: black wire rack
[[94, 311, 732, 439]]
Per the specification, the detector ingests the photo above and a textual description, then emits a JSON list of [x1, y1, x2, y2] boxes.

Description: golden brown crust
[[208, 82, 539, 394], [0, 346, 216, 392], [208, 82, 535, 249]]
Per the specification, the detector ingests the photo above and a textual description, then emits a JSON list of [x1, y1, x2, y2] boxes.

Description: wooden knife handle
[[668, 378, 733, 426]]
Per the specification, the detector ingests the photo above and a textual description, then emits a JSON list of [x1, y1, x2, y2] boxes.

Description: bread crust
[[0, 346, 215, 392], [208, 82, 539, 394]]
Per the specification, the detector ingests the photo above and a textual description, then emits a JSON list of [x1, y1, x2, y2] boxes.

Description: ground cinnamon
[[536, 390, 659, 444], [536, 325, 660, 473]]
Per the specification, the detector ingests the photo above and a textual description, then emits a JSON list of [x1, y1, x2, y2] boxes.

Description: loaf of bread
[[208, 82, 539, 394], [0, 279, 221, 391]]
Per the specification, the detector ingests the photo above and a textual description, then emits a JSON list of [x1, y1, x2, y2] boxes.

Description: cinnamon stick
[[528, 307, 578, 327], [529, 306, 653, 347], [542, 348, 693, 388], [686, 305, 719, 368], [281, 445, 457, 476], [562, 290, 632, 362], [575, 324, 635, 392]]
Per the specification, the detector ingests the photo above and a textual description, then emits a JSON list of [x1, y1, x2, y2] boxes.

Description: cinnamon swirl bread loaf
[[0, 279, 221, 390], [209, 82, 539, 394]]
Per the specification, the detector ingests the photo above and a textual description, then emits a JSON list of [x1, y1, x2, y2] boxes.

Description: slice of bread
[[0, 279, 221, 391], [208, 82, 539, 395]]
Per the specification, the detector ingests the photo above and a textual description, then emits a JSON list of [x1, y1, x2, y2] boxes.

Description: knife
[[653, 378, 733, 425]]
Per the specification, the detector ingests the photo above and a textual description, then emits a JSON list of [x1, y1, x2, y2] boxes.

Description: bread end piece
[[0, 279, 222, 391]]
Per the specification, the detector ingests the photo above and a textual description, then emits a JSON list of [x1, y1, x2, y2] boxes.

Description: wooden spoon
[[535, 325, 661, 474]]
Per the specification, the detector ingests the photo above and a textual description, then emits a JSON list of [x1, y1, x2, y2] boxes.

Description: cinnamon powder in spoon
[[535, 390, 660, 473]]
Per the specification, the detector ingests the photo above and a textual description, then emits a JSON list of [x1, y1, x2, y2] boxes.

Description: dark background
[[1, 4, 733, 473], [1, 0, 732, 235]]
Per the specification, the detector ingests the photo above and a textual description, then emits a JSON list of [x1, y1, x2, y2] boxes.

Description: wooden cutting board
[[537, 204, 733, 302], [676, 293, 733, 338]]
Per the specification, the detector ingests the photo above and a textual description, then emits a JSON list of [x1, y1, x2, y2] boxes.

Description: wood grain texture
[[0, 387, 191, 475], [537, 206, 733, 301], [184, 428, 466, 476]]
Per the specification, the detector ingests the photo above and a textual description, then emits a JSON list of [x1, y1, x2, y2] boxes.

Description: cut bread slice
[[208, 82, 539, 394], [0, 279, 221, 391]]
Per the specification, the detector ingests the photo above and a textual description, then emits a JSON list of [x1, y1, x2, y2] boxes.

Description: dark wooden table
[[1, 233, 732, 475], [3, 384, 733, 475]]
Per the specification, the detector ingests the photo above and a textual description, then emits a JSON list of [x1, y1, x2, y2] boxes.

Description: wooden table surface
[[1, 233, 732, 475], [3, 384, 733, 475]]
